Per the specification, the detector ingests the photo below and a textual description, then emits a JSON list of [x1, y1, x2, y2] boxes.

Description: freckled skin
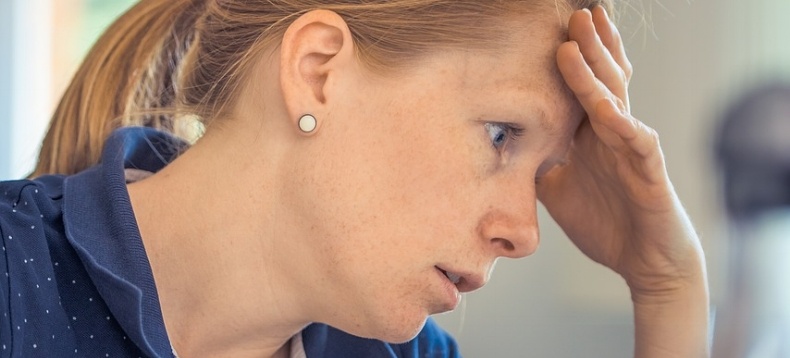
[[128, 5, 707, 356], [279, 17, 581, 342]]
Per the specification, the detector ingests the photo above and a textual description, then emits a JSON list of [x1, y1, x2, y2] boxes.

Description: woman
[[1, 0, 708, 357]]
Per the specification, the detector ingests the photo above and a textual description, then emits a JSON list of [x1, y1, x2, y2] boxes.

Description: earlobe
[[280, 10, 354, 133], [298, 114, 317, 133]]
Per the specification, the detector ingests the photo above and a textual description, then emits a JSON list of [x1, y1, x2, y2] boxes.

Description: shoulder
[[0, 176, 68, 291], [302, 318, 460, 358], [0, 175, 66, 244], [0, 176, 79, 353], [0, 175, 68, 275], [1, 175, 65, 233], [0, 175, 65, 210]]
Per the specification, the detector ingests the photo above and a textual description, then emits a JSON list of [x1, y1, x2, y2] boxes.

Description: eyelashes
[[484, 122, 524, 151]]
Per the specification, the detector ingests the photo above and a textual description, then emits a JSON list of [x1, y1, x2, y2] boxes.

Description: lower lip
[[434, 268, 461, 311]]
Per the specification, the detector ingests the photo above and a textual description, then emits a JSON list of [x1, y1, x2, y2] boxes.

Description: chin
[[372, 315, 429, 344], [343, 307, 430, 344]]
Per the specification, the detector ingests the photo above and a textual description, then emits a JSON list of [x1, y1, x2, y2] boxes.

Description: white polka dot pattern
[[1, 180, 148, 356]]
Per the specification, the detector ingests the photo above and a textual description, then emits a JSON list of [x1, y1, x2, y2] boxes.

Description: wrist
[[628, 259, 708, 306], [622, 226, 708, 302], [630, 264, 711, 358]]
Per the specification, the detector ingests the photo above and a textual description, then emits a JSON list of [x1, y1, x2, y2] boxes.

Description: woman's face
[[281, 14, 583, 342]]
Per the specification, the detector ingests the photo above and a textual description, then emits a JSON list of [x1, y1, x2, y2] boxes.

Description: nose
[[477, 199, 540, 259]]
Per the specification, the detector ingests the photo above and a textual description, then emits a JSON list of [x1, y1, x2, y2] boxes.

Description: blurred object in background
[[0, 0, 135, 179], [713, 84, 790, 358]]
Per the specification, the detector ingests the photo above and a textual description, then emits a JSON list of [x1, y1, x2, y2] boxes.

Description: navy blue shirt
[[0, 127, 459, 357]]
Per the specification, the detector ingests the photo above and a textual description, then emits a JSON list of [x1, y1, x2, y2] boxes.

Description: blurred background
[[1, 0, 789, 357]]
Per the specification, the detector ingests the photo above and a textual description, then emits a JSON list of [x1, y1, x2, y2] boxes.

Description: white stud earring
[[298, 114, 317, 133]]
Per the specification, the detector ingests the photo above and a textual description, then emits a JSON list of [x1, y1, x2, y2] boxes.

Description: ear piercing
[[298, 114, 317, 133]]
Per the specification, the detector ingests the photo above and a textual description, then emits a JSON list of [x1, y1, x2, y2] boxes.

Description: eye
[[484, 122, 523, 151]]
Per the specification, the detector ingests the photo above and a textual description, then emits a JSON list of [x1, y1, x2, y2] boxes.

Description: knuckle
[[614, 66, 628, 82], [645, 127, 660, 145], [586, 54, 602, 68], [614, 97, 628, 112], [623, 61, 634, 80]]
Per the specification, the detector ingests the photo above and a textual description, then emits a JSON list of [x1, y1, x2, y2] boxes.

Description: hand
[[537, 6, 705, 297]]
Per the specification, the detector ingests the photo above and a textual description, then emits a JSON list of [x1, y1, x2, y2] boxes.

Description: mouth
[[437, 267, 461, 285], [435, 266, 487, 293]]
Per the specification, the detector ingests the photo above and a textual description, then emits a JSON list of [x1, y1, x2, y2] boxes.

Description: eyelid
[[482, 121, 527, 162], [493, 120, 525, 133], [483, 122, 525, 156], [495, 122, 525, 147], [506, 123, 525, 138], [486, 121, 525, 137]]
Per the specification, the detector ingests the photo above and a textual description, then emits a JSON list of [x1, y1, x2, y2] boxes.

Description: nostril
[[478, 210, 540, 258], [488, 228, 539, 259], [492, 237, 515, 252]]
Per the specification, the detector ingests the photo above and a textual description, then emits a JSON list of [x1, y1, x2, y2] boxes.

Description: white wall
[[0, 0, 15, 178], [0, 0, 52, 180]]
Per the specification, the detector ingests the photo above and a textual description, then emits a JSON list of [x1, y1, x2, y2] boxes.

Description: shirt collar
[[62, 127, 186, 358]]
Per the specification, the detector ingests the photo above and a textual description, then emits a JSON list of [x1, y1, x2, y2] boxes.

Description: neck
[[127, 127, 311, 358]]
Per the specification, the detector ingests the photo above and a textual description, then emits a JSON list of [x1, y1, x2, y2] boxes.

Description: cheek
[[307, 98, 485, 243], [283, 113, 511, 339], [285, 133, 460, 337], [374, 117, 487, 241], [296, 124, 484, 288]]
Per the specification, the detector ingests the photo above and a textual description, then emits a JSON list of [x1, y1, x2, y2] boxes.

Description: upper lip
[[435, 265, 486, 293]]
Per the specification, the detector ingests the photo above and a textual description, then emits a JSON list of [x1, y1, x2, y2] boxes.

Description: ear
[[279, 9, 354, 134]]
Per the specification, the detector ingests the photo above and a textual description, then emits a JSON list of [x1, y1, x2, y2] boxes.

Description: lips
[[437, 267, 461, 284], [435, 266, 486, 293]]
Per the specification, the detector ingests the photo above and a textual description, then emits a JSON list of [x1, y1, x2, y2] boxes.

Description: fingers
[[555, 41, 624, 147], [557, 28, 657, 160], [568, 8, 628, 103], [556, 41, 611, 115], [591, 6, 633, 82], [595, 98, 655, 158]]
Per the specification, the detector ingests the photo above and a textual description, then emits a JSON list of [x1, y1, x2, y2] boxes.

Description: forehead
[[434, 13, 583, 136]]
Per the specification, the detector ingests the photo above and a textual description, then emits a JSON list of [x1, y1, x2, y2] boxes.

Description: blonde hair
[[31, 0, 613, 177]]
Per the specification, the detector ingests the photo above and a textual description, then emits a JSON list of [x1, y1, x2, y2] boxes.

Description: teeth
[[446, 272, 461, 285]]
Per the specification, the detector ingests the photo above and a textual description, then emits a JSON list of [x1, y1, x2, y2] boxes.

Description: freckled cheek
[[383, 146, 486, 238], [319, 105, 487, 247]]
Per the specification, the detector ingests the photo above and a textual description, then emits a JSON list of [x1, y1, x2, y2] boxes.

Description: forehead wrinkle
[[506, 26, 574, 133], [456, 11, 577, 136], [503, 64, 572, 139], [491, 9, 580, 167]]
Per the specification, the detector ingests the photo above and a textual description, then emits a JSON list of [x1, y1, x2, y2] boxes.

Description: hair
[[31, 0, 614, 177]]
